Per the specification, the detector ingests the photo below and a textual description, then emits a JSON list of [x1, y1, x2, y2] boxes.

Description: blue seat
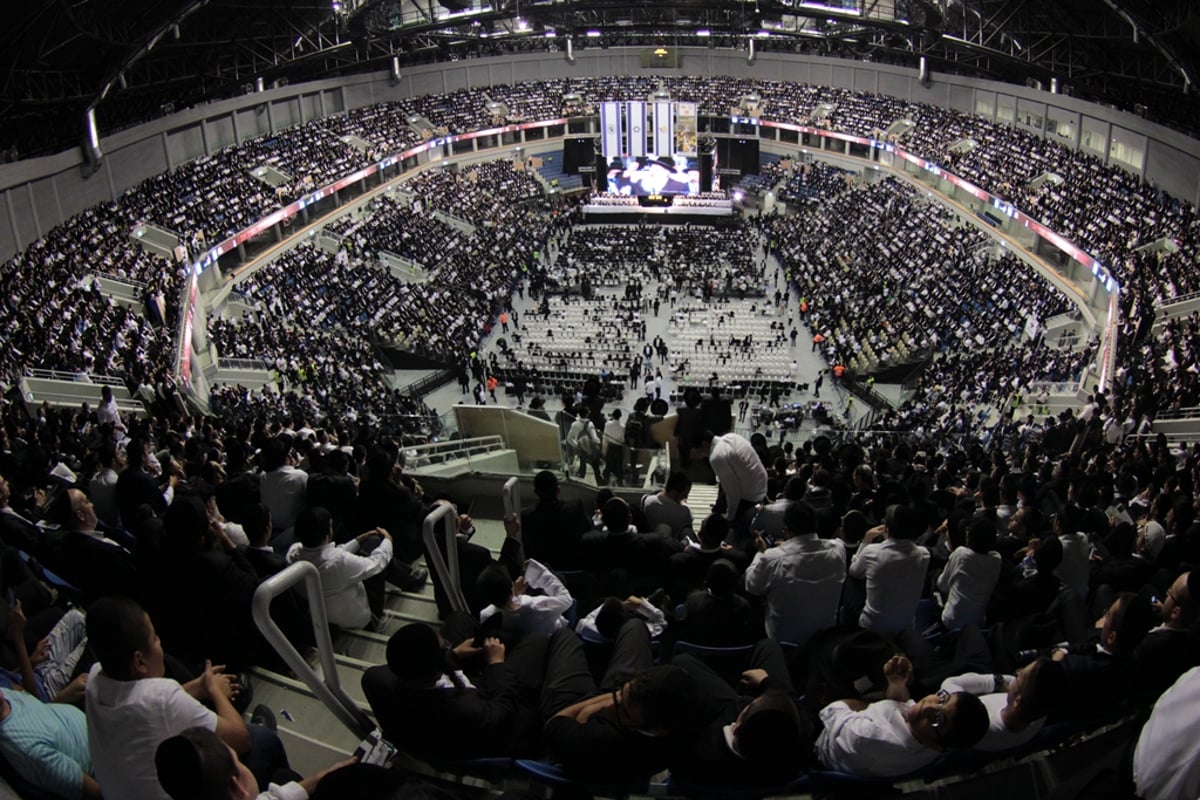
[[666, 772, 812, 799], [515, 759, 650, 796], [16, 550, 81, 598], [425, 756, 513, 780]]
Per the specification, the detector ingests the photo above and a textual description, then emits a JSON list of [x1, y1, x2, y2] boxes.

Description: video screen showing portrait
[[606, 154, 700, 196]]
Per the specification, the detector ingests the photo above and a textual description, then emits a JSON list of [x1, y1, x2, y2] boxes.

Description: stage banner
[[627, 101, 646, 158], [601, 102, 623, 162], [653, 102, 673, 157], [675, 102, 698, 156]]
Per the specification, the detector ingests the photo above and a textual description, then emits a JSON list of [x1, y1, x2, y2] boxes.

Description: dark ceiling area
[[2, 0, 1199, 160]]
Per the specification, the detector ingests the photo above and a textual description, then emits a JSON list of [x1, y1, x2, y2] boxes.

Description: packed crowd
[[764, 160, 858, 205], [7, 74, 1199, 423], [768, 178, 1074, 374], [554, 221, 762, 296]]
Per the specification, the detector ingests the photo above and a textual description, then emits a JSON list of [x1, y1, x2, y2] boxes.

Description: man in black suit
[[239, 503, 315, 655], [521, 471, 590, 571], [56, 488, 141, 606], [115, 437, 173, 526], [361, 612, 592, 760], [1134, 570, 1200, 699], [670, 639, 811, 788], [306, 449, 357, 541], [666, 514, 749, 602]]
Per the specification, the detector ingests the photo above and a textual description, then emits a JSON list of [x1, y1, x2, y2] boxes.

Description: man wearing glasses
[[815, 655, 989, 778]]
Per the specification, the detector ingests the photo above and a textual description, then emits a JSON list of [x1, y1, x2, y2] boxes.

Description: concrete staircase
[[243, 520, 510, 775]]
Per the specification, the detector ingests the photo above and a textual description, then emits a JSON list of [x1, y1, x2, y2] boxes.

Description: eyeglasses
[[930, 690, 951, 738]]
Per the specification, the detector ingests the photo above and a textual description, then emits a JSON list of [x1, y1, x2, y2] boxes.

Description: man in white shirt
[[85, 597, 285, 800], [1052, 505, 1092, 599], [744, 501, 845, 646], [1133, 666, 1200, 800], [849, 505, 931, 634], [936, 519, 1002, 630], [938, 656, 1066, 753], [816, 655, 989, 778], [478, 559, 574, 639], [699, 430, 768, 528], [751, 477, 805, 539], [258, 437, 308, 541], [641, 472, 694, 539], [286, 507, 393, 630], [88, 444, 123, 527]]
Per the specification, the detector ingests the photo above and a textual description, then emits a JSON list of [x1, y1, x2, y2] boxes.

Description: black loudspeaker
[[562, 137, 595, 175], [700, 152, 714, 193], [716, 138, 761, 177]]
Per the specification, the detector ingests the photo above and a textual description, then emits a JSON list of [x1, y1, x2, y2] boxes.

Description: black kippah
[[154, 736, 202, 800], [386, 623, 442, 684]]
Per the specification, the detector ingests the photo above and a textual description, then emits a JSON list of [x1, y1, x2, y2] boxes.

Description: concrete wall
[[2, 48, 1198, 262]]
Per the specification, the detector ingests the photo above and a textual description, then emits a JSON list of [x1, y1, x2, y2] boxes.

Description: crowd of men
[[4, 76, 1199, 435]]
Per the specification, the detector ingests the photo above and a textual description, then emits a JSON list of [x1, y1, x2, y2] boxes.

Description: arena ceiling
[[2, 0, 1199, 158]]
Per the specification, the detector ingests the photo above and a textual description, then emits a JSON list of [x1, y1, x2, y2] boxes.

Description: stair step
[[245, 668, 371, 755], [335, 628, 393, 663]]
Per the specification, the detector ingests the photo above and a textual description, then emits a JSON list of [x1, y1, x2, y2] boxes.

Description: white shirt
[[641, 493, 694, 539], [86, 666, 218, 800], [257, 784, 308, 800], [287, 537, 393, 629], [479, 559, 572, 637], [1134, 666, 1200, 800], [602, 418, 625, 454], [939, 673, 1044, 752], [260, 465, 308, 533], [708, 434, 769, 519], [936, 548, 1002, 630], [88, 468, 120, 526], [816, 699, 937, 778], [850, 538, 930, 634], [576, 597, 666, 639], [744, 534, 846, 645], [1055, 532, 1091, 598]]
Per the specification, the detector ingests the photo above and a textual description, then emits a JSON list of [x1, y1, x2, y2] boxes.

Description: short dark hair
[[884, 504, 923, 540], [533, 470, 558, 500], [664, 472, 692, 497], [476, 563, 514, 609], [1034, 535, 1063, 574], [782, 477, 806, 501], [296, 507, 333, 548], [1110, 591, 1156, 656], [941, 692, 989, 750], [242, 504, 272, 547], [840, 510, 868, 544], [87, 596, 152, 681], [601, 497, 630, 532], [386, 623, 443, 686], [156, 726, 236, 800], [782, 502, 817, 537], [706, 559, 739, 596], [736, 690, 807, 762], [625, 666, 698, 731], [966, 518, 997, 553], [260, 437, 288, 472], [698, 514, 730, 548]]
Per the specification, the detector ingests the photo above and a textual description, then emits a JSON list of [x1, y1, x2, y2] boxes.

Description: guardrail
[[216, 357, 273, 371], [422, 503, 467, 615], [24, 369, 126, 386], [251, 562, 374, 739]]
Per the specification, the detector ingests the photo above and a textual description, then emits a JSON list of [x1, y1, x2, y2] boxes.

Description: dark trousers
[[243, 723, 294, 790], [674, 639, 794, 725]]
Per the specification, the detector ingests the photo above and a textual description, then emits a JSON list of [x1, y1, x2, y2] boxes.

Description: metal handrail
[[251, 561, 374, 739], [502, 476, 521, 520], [23, 369, 127, 386], [422, 503, 467, 615]]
